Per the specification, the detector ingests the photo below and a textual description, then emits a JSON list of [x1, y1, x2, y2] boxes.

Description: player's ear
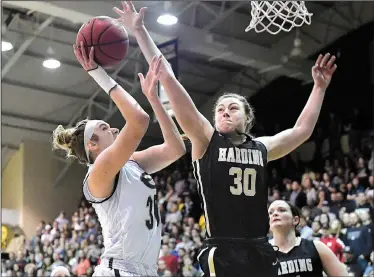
[[294, 216, 300, 227], [87, 141, 98, 152]]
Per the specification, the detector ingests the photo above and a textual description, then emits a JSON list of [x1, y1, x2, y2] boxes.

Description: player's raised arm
[[73, 43, 149, 198], [132, 56, 186, 174], [113, 1, 214, 159], [255, 53, 337, 161]]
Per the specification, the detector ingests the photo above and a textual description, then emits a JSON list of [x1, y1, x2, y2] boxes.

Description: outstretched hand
[[312, 53, 337, 89], [113, 1, 147, 33], [73, 41, 98, 71], [139, 55, 163, 100]]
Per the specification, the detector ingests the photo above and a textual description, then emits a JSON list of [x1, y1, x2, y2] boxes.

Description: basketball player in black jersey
[[113, 2, 338, 276], [268, 200, 349, 276]]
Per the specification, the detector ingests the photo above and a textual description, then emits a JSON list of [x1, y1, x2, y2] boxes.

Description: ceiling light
[[43, 58, 61, 69], [157, 14, 178, 26], [2, 41, 13, 52]]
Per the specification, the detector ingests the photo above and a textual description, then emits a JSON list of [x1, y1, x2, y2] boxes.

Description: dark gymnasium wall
[[250, 21, 374, 137]]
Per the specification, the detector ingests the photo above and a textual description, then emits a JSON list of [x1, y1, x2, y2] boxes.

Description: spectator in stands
[[298, 215, 313, 239], [159, 244, 178, 275], [165, 202, 183, 226], [303, 176, 317, 206], [319, 226, 345, 261], [289, 180, 307, 209], [345, 212, 372, 270], [157, 259, 168, 276], [363, 251, 374, 277], [344, 246, 365, 277], [51, 265, 70, 276]]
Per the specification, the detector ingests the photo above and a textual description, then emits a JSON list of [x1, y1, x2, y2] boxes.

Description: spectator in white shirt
[[299, 216, 313, 239]]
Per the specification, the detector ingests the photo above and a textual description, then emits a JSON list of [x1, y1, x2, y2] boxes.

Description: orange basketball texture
[[76, 16, 129, 67]]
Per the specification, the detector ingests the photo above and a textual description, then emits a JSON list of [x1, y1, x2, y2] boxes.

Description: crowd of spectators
[[2, 116, 373, 277]]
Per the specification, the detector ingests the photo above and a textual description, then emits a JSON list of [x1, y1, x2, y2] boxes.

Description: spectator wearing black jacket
[[345, 212, 373, 272], [289, 180, 307, 209]]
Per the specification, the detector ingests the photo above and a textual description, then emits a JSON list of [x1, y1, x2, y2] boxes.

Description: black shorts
[[198, 237, 278, 277]]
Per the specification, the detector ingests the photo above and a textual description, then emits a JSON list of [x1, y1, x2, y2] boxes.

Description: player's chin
[[217, 125, 236, 134], [270, 220, 283, 228]]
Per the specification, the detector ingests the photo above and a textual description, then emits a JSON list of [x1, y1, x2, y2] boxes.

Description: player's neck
[[273, 231, 298, 252], [226, 132, 246, 145]]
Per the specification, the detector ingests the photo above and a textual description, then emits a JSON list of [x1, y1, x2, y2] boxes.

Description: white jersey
[[83, 160, 161, 271]]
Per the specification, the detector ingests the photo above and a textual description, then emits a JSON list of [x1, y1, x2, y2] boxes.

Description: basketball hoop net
[[245, 1, 312, 35]]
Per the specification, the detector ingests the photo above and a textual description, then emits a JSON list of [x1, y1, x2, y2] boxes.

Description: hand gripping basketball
[[312, 53, 337, 90], [74, 41, 117, 95], [138, 55, 163, 100], [113, 1, 147, 32], [73, 41, 98, 71]]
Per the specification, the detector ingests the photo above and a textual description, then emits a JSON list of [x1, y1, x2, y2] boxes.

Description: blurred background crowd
[[2, 113, 373, 277]]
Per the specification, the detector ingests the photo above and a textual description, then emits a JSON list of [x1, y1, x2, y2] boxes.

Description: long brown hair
[[285, 201, 301, 236]]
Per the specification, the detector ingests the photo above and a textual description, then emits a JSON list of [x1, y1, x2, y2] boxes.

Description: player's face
[[268, 200, 297, 231], [93, 121, 119, 150], [214, 97, 247, 134]]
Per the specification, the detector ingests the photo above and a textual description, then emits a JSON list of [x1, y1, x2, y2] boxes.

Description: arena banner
[[157, 39, 179, 105]]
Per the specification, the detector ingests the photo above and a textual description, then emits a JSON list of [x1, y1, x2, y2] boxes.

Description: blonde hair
[[52, 125, 75, 153], [52, 119, 95, 164]]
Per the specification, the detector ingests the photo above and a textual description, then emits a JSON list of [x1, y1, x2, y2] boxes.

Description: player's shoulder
[[300, 238, 323, 256], [199, 130, 229, 157], [84, 160, 137, 186], [300, 237, 315, 247], [126, 159, 142, 170], [210, 130, 226, 143], [252, 136, 270, 151], [312, 239, 327, 251]]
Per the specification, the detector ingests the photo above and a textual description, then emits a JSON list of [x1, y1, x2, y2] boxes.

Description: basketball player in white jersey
[[52, 45, 185, 276]]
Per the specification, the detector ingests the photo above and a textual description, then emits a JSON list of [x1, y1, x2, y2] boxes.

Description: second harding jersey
[[275, 238, 323, 277], [82, 160, 161, 271], [192, 131, 269, 239]]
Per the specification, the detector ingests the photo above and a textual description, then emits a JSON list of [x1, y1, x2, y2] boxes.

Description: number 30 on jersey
[[229, 167, 256, 196]]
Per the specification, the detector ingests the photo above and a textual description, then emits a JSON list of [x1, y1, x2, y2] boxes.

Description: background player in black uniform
[[113, 2, 338, 276], [268, 200, 349, 276]]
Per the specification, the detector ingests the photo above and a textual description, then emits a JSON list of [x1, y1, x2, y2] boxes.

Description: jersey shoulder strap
[[83, 169, 121, 204], [252, 138, 268, 153], [202, 130, 228, 155]]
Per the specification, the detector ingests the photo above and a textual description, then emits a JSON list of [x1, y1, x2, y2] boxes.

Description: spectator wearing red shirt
[[159, 244, 178, 275], [74, 255, 90, 276], [319, 226, 345, 262]]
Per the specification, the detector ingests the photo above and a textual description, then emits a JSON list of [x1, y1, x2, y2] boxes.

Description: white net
[[245, 1, 313, 35]]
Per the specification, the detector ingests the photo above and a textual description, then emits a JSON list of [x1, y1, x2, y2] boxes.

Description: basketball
[[76, 16, 129, 67]]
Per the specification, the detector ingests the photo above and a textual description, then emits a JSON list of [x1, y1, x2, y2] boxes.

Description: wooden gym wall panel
[[22, 140, 86, 239], [1, 145, 24, 223]]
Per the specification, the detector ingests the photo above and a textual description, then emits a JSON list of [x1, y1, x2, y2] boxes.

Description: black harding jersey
[[192, 131, 269, 239], [277, 239, 323, 277]]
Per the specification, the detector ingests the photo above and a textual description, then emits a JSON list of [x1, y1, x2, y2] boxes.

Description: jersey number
[[140, 172, 160, 230], [229, 167, 257, 196], [146, 195, 160, 230]]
